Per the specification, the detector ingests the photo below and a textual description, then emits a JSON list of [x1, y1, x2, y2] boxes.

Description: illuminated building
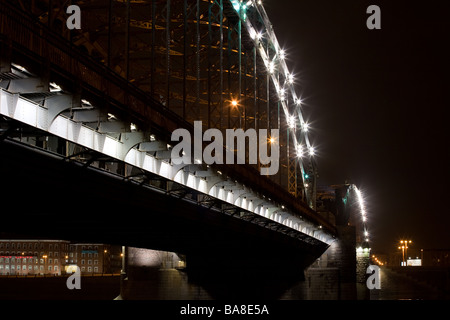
[[0, 239, 121, 275]]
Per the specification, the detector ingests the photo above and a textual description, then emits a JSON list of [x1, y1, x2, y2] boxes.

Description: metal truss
[[5, 0, 319, 208]]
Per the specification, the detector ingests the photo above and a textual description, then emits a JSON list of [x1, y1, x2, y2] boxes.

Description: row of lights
[[372, 254, 384, 266], [230, 0, 317, 169], [352, 185, 370, 243], [230, 99, 314, 158]]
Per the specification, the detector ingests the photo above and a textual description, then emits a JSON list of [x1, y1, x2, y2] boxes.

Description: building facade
[[0, 239, 121, 275], [0, 240, 70, 276]]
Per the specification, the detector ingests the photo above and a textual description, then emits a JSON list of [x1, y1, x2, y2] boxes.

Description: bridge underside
[[0, 138, 328, 298]]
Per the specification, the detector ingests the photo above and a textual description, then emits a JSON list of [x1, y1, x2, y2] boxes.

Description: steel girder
[[0, 68, 334, 244]]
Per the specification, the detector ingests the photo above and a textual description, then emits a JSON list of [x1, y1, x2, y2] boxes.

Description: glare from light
[[11, 63, 28, 73], [268, 61, 275, 74], [231, 100, 238, 107], [287, 73, 294, 84], [308, 146, 315, 156], [81, 99, 92, 106], [279, 88, 285, 101], [50, 82, 62, 92], [287, 115, 296, 128], [302, 122, 309, 132], [296, 144, 303, 158]]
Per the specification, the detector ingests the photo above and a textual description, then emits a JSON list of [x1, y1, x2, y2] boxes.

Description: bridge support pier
[[301, 225, 358, 299]]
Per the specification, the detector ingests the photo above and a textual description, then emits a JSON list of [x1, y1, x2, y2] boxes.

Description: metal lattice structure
[[1, 0, 338, 249], [14, 0, 318, 207]]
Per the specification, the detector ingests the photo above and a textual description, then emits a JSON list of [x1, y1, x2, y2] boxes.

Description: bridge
[[0, 0, 369, 299]]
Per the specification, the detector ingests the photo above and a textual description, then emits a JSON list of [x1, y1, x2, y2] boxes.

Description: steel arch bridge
[[0, 0, 372, 265], [4, 0, 316, 200]]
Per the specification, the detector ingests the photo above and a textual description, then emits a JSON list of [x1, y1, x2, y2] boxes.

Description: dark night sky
[[265, 0, 450, 254]]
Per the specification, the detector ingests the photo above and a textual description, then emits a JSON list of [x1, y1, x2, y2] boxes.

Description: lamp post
[[398, 240, 412, 266], [103, 249, 108, 274], [42, 254, 48, 275]]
